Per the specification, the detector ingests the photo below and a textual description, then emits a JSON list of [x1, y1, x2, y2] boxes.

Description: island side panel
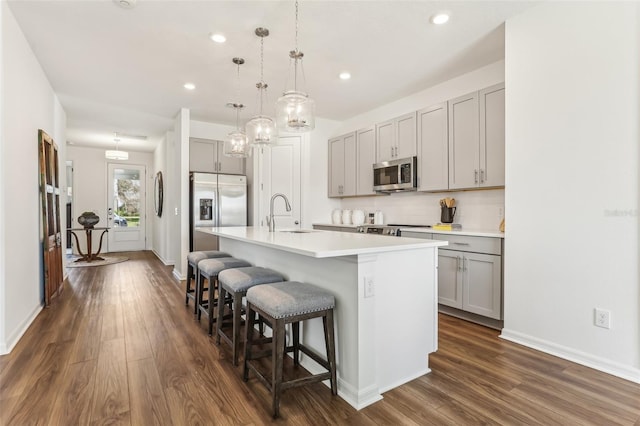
[[218, 237, 377, 409], [373, 247, 438, 393]]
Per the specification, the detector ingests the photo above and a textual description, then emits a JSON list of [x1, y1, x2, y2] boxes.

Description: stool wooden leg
[[292, 321, 300, 366], [207, 278, 218, 335], [273, 318, 285, 418], [231, 292, 243, 366], [197, 272, 205, 320], [243, 304, 256, 382], [186, 263, 193, 305], [323, 310, 338, 396], [215, 286, 226, 345]]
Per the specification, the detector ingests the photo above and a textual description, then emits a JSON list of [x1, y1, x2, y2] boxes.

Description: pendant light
[[246, 28, 278, 147], [224, 57, 250, 158], [276, 0, 315, 133], [105, 133, 129, 160]]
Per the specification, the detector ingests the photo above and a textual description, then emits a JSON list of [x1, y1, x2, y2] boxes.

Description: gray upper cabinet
[[448, 92, 480, 189], [448, 83, 505, 190], [189, 138, 245, 175], [356, 126, 376, 196], [375, 112, 417, 163], [417, 102, 449, 192], [479, 83, 505, 188], [328, 132, 356, 197]]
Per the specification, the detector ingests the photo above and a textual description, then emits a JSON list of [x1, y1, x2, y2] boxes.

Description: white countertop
[[201, 226, 447, 258], [312, 223, 504, 238], [399, 227, 505, 239]]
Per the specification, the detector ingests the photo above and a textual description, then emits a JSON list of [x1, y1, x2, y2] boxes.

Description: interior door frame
[[253, 135, 303, 229], [107, 162, 147, 252]]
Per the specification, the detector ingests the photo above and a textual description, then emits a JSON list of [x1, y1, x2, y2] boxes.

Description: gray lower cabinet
[[403, 231, 503, 320]]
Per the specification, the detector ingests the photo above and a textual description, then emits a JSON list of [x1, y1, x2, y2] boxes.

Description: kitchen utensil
[[440, 206, 456, 224], [342, 209, 352, 225], [374, 210, 384, 225], [331, 209, 342, 224], [352, 209, 365, 225]]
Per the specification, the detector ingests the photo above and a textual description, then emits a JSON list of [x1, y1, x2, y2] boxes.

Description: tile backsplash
[[339, 189, 505, 231]]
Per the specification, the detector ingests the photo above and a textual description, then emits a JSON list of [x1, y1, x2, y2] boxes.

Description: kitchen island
[[200, 226, 447, 410]]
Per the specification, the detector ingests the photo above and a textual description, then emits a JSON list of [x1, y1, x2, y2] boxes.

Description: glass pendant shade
[[224, 129, 250, 158], [276, 90, 315, 132], [105, 150, 129, 160], [246, 115, 277, 146]]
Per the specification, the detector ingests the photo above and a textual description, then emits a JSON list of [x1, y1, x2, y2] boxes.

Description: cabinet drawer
[[433, 234, 501, 255]]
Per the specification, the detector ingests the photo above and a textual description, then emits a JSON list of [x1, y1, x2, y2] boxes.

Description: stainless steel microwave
[[373, 156, 417, 192]]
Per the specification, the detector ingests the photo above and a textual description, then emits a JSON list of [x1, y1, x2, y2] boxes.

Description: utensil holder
[[440, 207, 456, 224]]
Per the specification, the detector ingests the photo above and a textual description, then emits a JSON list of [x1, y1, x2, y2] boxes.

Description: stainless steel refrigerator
[[190, 173, 247, 251]]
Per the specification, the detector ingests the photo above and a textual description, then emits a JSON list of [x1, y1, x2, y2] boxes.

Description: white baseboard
[[172, 268, 184, 281], [0, 303, 43, 355], [151, 249, 174, 266], [500, 328, 640, 384]]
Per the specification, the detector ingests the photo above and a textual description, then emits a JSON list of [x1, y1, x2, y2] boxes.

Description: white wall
[[66, 146, 154, 253], [169, 108, 189, 279], [330, 61, 506, 229], [0, 2, 67, 353], [152, 130, 172, 264], [503, 2, 639, 382]]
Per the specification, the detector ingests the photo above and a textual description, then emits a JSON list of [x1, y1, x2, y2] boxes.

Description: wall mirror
[[154, 171, 163, 217]]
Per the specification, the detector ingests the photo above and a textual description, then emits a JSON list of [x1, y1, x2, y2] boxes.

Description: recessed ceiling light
[[339, 72, 351, 80], [210, 33, 226, 43], [431, 13, 450, 25], [184, 83, 196, 90]]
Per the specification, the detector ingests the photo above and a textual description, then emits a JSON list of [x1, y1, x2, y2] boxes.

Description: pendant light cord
[[294, 0, 299, 91], [259, 35, 264, 114]]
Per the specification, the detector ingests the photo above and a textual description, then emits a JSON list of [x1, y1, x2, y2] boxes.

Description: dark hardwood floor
[[1, 251, 638, 425]]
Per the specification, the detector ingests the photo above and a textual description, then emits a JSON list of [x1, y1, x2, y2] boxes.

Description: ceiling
[[7, 0, 536, 152]]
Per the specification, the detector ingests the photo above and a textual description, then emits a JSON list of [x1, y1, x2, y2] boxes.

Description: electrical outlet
[[594, 308, 611, 329], [364, 276, 375, 298]]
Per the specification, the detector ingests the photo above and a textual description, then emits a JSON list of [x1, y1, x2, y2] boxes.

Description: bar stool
[[243, 281, 337, 418], [216, 267, 286, 365], [186, 251, 230, 314], [197, 257, 251, 335]]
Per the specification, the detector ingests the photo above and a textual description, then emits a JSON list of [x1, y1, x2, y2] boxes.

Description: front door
[[107, 164, 146, 252], [259, 135, 302, 229]]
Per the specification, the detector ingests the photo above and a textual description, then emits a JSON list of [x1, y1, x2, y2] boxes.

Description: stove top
[[356, 224, 431, 236]]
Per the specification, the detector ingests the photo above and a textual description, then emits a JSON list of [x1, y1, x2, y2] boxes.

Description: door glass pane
[[113, 168, 141, 228]]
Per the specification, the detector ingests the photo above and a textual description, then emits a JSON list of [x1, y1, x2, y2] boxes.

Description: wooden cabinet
[[356, 126, 376, 196], [38, 129, 63, 306], [375, 112, 417, 163], [479, 84, 505, 188], [328, 132, 356, 197], [405, 231, 503, 321], [189, 138, 245, 175], [448, 83, 504, 190], [433, 234, 503, 320], [417, 102, 449, 191]]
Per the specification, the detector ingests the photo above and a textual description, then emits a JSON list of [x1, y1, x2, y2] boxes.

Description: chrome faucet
[[266, 193, 291, 232]]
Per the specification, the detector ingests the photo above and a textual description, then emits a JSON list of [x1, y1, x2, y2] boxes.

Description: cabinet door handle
[[463, 257, 468, 271], [474, 169, 478, 184], [457, 256, 462, 271], [391, 146, 394, 158], [480, 169, 485, 183], [394, 146, 398, 157], [452, 242, 470, 246]]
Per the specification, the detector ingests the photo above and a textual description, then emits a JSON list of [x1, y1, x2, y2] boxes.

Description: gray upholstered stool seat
[[216, 267, 286, 365], [243, 281, 337, 418], [185, 250, 230, 314], [197, 257, 251, 335]]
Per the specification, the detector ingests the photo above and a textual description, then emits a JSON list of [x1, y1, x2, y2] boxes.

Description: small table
[[68, 227, 109, 262]]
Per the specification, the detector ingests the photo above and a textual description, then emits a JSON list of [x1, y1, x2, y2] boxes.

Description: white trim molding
[[500, 329, 640, 384]]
